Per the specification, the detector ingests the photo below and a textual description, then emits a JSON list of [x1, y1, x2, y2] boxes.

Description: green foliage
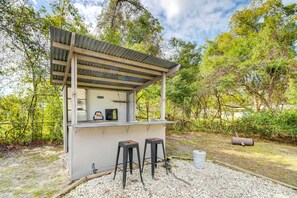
[[201, 0, 297, 112], [167, 38, 201, 119], [97, 0, 163, 55], [0, 83, 63, 145], [235, 109, 297, 138], [166, 0, 297, 142], [46, 0, 90, 35], [0, 0, 87, 145], [137, 84, 161, 121]]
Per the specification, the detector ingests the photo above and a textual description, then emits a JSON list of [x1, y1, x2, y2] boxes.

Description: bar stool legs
[[142, 138, 166, 178], [129, 148, 133, 174], [113, 140, 143, 189], [142, 140, 147, 172], [136, 144, 144, 184], [113, 145, 120, 180]]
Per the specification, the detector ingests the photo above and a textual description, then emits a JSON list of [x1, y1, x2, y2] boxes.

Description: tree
[[97, 0, 163, 55], [201, 0, 297, 113], [46, 0, 90, 35], [167, 38, 201, 120], [0, 0, 90, 144]]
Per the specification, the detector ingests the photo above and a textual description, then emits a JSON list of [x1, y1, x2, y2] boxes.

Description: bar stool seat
[[142, 138, 166, 178], [113, 140, 143, 188]]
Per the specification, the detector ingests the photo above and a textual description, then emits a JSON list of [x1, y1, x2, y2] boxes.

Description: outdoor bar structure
[[50, 27, 180, 180]]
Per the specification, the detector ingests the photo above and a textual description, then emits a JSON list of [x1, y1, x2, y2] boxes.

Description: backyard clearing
[[166, 132, 297, 187], [65, 160, 297, 198], [0, 132, 297, 197], [0, 145, 69, 197]]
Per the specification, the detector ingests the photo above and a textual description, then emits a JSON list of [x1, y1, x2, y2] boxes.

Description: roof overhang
[[50, 27, 181, 92]]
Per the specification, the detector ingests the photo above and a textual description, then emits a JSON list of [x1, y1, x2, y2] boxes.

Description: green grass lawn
[[0, 146, 68, 198], [166, 132, 297, 187]]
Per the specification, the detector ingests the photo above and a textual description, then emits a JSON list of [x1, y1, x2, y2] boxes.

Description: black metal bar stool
[[142, 138, 166, 178], [113, 140, 143, 188]]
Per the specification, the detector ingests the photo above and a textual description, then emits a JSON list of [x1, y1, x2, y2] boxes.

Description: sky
[[29, 0, 297, 45]]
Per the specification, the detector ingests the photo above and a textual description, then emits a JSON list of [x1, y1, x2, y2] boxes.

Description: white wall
[[86, 89, 127, 122], [69, 124, 166, 180]]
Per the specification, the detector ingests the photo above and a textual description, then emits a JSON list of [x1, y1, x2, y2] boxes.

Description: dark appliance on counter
[[105, 109, 118, 120]]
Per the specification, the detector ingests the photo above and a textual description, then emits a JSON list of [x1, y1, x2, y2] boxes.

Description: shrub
[[235, 110, 297, 139]]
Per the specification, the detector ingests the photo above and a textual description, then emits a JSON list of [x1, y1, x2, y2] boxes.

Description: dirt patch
[[0, 146, 69, 198], [166, 132, 297, 187]]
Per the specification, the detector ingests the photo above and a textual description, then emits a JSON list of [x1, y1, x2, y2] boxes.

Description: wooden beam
[[132, 89, 136, 121], [62, 86, 68, 152], [160, 72, 166, 120], [63, 33, 75, 87], [126, 93, 129, 122], [52, 59, 154, 80], [53, 59, 66, 66], [52, 41, 169, 72], [134, 64, 181, 92], [52, 41, 69, 50], [77, 55, 162, 76], [53, 71, 143, 86], [71, 53, 78, 125], [52, 80, 133, 91]]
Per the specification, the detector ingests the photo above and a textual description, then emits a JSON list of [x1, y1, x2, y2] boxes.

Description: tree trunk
[[215, 89, 222, 126], [146, 100, 149, 121]]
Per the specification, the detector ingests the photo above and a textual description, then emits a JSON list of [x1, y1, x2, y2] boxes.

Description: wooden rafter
[[52, 80, 133, 91], [63, 33, 75, 87], [134, 64, 181, 92], [52, 59, 154, 80], [77, 55, 162, 76], [52, 71, 143, 86], [52, 41, 169, 72]]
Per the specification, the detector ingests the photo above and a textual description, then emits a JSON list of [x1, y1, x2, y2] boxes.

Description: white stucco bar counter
[[68, 121, 173, 180], [72, 120, 174, 128]]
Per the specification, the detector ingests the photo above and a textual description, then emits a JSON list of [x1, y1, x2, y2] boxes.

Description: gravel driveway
[[65, 160, 297, 198]]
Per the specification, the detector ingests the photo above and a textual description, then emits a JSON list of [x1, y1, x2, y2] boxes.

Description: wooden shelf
[[112, 100, 128, 103]]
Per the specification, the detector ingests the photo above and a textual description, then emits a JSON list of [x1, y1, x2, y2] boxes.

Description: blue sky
[[31, 0, 296, 45]]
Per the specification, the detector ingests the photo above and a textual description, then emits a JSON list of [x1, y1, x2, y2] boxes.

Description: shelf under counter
[[70, 120, 175, 128]]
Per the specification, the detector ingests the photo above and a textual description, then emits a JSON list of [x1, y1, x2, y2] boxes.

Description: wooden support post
[[63, 86, 68, 152], [132, 89, 136, 121], [71, 53, 78, 125], [160, 72, 166, 120], [126, 92, 129, 122]]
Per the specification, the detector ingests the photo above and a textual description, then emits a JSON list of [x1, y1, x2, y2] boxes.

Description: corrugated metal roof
[[50, 27, 180, 91]]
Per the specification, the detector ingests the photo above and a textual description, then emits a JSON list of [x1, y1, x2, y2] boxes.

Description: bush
[[235, 110, 297, 139]]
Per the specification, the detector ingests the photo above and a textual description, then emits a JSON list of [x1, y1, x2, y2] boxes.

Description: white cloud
[[73, 0, 103, 34], [73, 0, 251, 44], [31, 0, 38, 5], [141, 0, 248, 44], [282, 0, 297, 5]]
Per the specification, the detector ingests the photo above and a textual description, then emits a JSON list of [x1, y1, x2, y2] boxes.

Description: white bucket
[[193, 150, 206, 169]]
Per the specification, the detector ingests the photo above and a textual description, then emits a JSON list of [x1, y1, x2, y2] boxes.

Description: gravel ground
[[65, 160, 297, 198]]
